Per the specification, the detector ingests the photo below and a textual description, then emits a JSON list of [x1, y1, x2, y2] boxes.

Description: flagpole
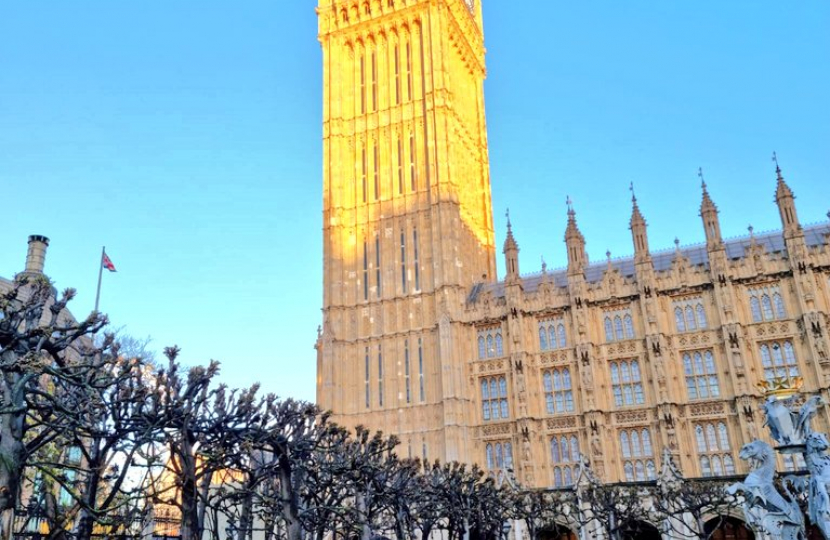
[[94, 246, 105, 313]]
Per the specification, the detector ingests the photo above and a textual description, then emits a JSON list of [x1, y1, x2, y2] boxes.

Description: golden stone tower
[[316, 0, 496, 463]]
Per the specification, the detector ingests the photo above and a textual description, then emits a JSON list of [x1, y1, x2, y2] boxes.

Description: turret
[[503, 211, 520, 281], [773, 154, 801, 238], [629, 189, 650, 262], [565, 201, 587, 275], [699, 170, 723, 248]]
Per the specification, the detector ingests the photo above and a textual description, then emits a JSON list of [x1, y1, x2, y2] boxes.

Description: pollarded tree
[[0, 277, 106, 540], [141, 347, 263, 540]]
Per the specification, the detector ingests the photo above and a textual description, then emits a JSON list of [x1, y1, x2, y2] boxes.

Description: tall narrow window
[[405, 40, 412, 100], [371, 51, 377, 111], [760, 340, 799, 382], [394, 44, 401, 105], [409, 132, 416, 191], [361, 147, 368, 203], [610, 359, 645, 407], [543, 368, 574, 414], [620, 429, 656, 481], [748, 284, 786, 322], [550, 435, 580, 487], [362, 241, 369, 301], [695, 421, 735, 477], [413, 229, 420, 290], [359, 53, 366, 114], [364, 347, 370, 408], [377, 345, 383, 407], [481, 376, 509, 421], [375, 237, 382, 298], [684, 350, 720, 400], [418, 338, 425, 402], [404, 339, 411, 404], [400, 231, 407, 292], [373, 142, 380, 200], [397, 138, 404, 194]]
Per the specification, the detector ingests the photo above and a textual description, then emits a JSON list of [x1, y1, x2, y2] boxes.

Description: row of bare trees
[[1, 277, 744, 540]]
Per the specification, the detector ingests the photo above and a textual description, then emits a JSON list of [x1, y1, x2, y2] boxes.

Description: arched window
[[642, 429, 653, 456], [564, 467, 573, 486], [761, 294, 774, 320], [495, 333, 504, 356], [554, 467, 563, 487], [560, 437, 570, 462], [557, 324, 567, 348], [611, 360, 644, 407], [486, 444, 494, 469], [750, 296, 762, 322], [486, 335, 494, 358], [621, 431, 631, 458], [774, 293, 786, 319], [718, 423, 730, 450], [624, 462, 634, 482], [707, 424, 718, 451], [551, 438, 560, 462], [685, 306, 697, 331], [481, 379, 490, 421], [696, 421, 734, 477], [675, 307, 686, 332], [635, 461, 645, 481], [712, 456, 723, 476], [498, 377, 509, 418], [544, 368, 574, 415], [695, 425, 706, 452], [646, 460, 656, 480], [700, 456, 711, 476], [539, 328, 547, 350], [614, 316, 624, 340], [504, 443, 513, 469], [631, 431, 642, 457], [604, 317, 614, 341], [624, 314, 634, 338], [570, 436, 580, 460], [684, 350, 720, 400], [696, 303, 708, 328], [495, 443, 504, 468], [478, 336, 485, 359]]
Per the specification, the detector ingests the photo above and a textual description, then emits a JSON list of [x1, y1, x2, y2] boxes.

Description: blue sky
[[1, 2, 828, 403]]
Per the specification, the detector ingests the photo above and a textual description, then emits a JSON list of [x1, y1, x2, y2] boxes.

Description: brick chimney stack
[[25, 235, 50, 274]]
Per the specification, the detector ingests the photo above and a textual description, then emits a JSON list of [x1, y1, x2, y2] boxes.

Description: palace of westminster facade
[[314, 0, 830, 489]]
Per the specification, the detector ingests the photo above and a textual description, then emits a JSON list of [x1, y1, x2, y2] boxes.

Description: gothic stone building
[[313, 0, 830, 488]]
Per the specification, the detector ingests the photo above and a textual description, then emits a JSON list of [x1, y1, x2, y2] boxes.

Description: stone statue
[[802, 433, 830, 540], [726, 440, 804, 540], [764, 395, 823, 446]]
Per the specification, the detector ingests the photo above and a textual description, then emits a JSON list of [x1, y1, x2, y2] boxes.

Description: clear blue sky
[[1, 2, 828, 403]]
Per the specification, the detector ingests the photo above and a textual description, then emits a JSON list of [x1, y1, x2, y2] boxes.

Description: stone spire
[[773, 153, 801, 237], [565, 198, 587, 274], [698, 168, 723, 248], [503, 209, 520, 280], [629, 185, 650, 261]]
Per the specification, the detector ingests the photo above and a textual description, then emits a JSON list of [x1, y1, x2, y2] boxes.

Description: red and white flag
[[102, 252, 117, 272]]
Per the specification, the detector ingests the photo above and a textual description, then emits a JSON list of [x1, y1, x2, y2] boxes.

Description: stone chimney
[[24, 235, 50, 274]]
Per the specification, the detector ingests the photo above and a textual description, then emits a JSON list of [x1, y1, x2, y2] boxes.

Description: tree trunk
[[278, 460, 303, 540], [179, 446, 201, 540]]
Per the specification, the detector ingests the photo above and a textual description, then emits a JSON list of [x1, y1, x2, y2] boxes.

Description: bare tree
[[0, 277, 105, 540]]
